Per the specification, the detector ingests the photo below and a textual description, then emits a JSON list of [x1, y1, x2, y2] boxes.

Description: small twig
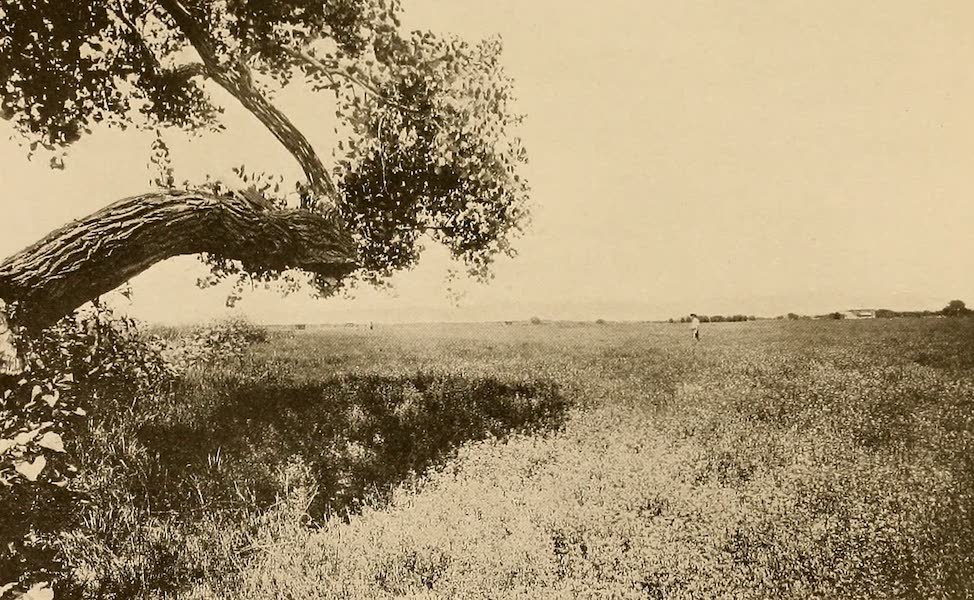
[[173, 62, 209, 79], [378, 112, 390, 198], [289, 49, 418, 114]]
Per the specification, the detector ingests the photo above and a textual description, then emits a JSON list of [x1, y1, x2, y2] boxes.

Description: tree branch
[[109, 2, 167, 76], [289, 49, 418, 114], [155, 0, 340, 209], [0, 190, 358, 333], [110, 4, 208, 94], [173, 62, 208, 79]]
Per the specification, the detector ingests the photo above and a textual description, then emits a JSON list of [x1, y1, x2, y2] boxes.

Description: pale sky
[[2, 1, 973, 323]]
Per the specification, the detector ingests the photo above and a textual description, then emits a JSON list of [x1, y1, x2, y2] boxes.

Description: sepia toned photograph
[[1, 1, 973, 598]]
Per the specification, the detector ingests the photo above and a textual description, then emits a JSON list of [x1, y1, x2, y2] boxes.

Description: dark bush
[[1, 305, 174, 595]]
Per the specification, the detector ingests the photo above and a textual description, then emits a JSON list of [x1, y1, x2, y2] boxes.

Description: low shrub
[[1, 309, 269, 597], [1, 304, 173, 595], [158, 318, 268, 374]]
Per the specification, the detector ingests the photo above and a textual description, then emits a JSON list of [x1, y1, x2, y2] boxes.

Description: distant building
[[842, 308, 876, 319]]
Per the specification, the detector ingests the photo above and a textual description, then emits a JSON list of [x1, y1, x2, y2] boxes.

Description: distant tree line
[[673, 315, 757, 323], [781, 299, 973, 320], [874, 309, 939, 319], [670, 300, 972, 323], [874, 300, 971, 319]]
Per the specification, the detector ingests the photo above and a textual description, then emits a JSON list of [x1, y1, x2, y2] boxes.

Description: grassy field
[[58, 318, 974, 598]]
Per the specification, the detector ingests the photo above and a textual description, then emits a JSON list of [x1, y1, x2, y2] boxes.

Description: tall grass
[[10, 318, 974, 598], [194, 320, 974, 599], [50, 324, 569, 598]]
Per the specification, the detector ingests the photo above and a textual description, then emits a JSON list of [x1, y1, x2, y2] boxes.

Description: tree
[[0, 0, 529, 372], [941, 300, 972, 317]]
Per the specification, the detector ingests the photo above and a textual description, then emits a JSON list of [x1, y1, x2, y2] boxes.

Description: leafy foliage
[[0, 373, 81, 592], [1, 0, 530, 290], [1, 304, 174, 595], [330, 34, 529, 281], [0, 0, 219, 152], [156, 316, 269, 374], [941, 299, 972, 317], [0, 308, 275, 596]]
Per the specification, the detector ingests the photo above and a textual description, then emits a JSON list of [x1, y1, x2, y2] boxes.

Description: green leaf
[[38, 431, 65, 453], [25, 582, 55, 600], [13, 428, 40, 445], [14, 455, 46, 481]]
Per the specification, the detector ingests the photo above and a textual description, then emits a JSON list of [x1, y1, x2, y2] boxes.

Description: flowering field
[[186, 318, 972, 599], [6, 317, 974, 598]]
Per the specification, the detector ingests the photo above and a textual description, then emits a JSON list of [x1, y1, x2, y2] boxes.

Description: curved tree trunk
[[0, 4, 359, 375], [0, 190, 358, 342]]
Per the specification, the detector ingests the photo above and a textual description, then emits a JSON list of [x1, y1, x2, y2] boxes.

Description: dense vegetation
[[0, 0, 530, 324], [4, 317, 974, 597]]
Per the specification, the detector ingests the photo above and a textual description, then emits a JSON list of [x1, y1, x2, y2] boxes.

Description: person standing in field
[[690, 313, 701, 341]]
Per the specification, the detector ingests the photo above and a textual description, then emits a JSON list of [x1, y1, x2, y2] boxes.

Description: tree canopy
[[942, 300, 971, 317], [0, 0, 529, 307]]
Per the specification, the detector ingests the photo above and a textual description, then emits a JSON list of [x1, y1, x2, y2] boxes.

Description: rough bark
[[0, 190, 358, 337], [0, 4, 358, 375]]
